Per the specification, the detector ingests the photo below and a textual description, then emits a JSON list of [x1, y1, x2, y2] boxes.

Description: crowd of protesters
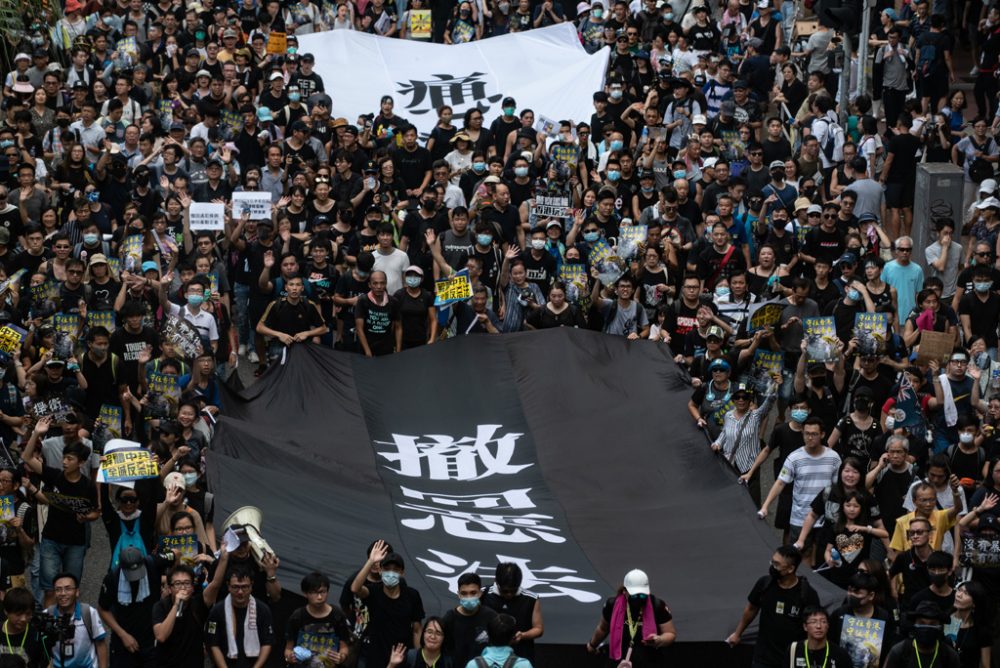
[[0, 0, 999, 665]]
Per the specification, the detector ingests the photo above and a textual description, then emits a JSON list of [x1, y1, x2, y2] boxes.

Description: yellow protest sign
[[100, 449, 159, 483], [434, 272, 472, 306], [267, 32, 287, 55]]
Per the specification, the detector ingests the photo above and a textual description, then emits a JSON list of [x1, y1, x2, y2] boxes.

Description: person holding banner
[[256, 273, 328, 366]]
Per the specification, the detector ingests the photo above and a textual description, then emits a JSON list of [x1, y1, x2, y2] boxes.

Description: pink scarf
[[608, 594, 655, 660]]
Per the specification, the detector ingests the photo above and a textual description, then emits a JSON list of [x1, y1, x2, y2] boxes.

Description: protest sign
[[917, 330, 956, 364], [803, 316, 838, 363], [29, 279, 58, 304], [220, 109, 243, 135], [98, 404, 123, 439], [157, 99, 173, 126], [44, 491, 93, 514], [0, 269, 26, 297], [589, 240, 625, 285], [163, 315, 204, 359], [434, 270, 473, 307], [409, 9, 431, 39], [617, 224, 647, 261], [558, 263, 587, 304], [189, 202, 226, 231], [749, 350, 784, 393], [267, 31, 287, 55], [0, 495, 14, 524], [148, 371, 181, 404], [106, 257, 123, 275], [529, 195, 572, 221], [122, 234, 143, 272], [86, 310, 116, 333], [854, 312, 889, 355], [0, 324, 26, 363], [747, 300, 784, 333], [32, 396, 75, 423], [839, 615, 886, 668], [51, 313, 81, 340], [100, 448, 159, 483], [231, 191, 272, 221], [534, 116, 560, 137], [159, 534, 200, 565]]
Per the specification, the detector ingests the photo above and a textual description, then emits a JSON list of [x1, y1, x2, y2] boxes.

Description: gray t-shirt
[[875, 44, 912, 92], [41, 436, 100, 479], [924, 240, 963, 298], [778, 298, 820, 354], [600, 299, 649, 336], [806, 30, 833, 73], [844, 178, 885, 220]]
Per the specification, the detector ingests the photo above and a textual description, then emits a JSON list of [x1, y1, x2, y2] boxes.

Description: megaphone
[[222, 506, 275, 567]]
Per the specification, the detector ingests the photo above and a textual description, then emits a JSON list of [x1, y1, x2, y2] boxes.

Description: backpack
[[474, 655, 519, 668], [946, 443, 986, 474], [918, 35, 943, 78], [821, 119, 844, 163], [967, 139, 996, 183]]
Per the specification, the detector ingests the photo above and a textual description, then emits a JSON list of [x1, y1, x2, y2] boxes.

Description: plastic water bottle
[[830, 548, 843, 567]]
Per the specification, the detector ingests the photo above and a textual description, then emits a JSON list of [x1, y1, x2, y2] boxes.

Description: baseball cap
[[14, 53, 30, 63], [141, 261, 159, 273], [978, 178, 997, 194], [222, 27, 238, 38], [120, 547, 147, 582], [769, 160, 785, 170], [734, 79, 750, 89], [703, 157, 718, 169], [404, 265, 424, 276], [834, 251, 858, 266], [857, 212, 879, 223], [706, 325, 725, 340], [708, 358, 731, 372], [691, 114, 707, 125], [807, 204, 823, 215], [577, 1, 589, 12], [546, 220, 563, 229], [976, 196, 1000, 209], [623, 569, 650, 596], [88, 253, 109, 266], [269, 71, 284, 81], [257, 107, 273, 122], [300, 53, 315, 63]]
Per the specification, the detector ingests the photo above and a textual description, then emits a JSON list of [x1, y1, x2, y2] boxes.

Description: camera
[[519, 287, 535, 302], [33, 605, 73, 649]]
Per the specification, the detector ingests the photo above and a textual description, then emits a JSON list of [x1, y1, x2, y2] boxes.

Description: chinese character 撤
[[375, 425, 532, 481]]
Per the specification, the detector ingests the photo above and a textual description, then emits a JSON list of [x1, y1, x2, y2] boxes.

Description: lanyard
[[624, 603, 641, 645], [914, 640, 938, 668], [2, 621, 27, 651], [804, 641, 828, 668]]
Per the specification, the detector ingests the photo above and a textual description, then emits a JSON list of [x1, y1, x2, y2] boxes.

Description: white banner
[[296, 24, 610, 139], [189, 202, 226, 231], [231, 191, 273, 221]]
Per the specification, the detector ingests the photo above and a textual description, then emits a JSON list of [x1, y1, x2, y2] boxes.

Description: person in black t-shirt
[[153, 563, 225, 668], [350, 541, 426, 668], [354, 271, 401, 357], [393, 266, 436, 349], [22, 419, 99, 607], [0, 588, 48, 668], [440, 573, 497, 668], [256, 274, 328, 372], [206, 568, 276, 668], [97, 547, 160, 666], [480, 563, 543, 661], [726, 545, 820, 666], [586, 568, 675, 667], [284, 572, 352, 666]]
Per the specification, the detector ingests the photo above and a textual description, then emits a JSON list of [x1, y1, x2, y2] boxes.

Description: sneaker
[[238, 343, 247, 356], [247, 350, 259, 364]]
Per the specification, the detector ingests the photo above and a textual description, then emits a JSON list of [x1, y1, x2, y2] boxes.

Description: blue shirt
[[882, 260, 924, 323], [465, 646, 533, 668]]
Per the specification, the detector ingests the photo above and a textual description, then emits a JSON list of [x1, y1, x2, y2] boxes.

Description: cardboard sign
[[220, 108, 243, 134], [0, 324, 26, 363], [231, 191, 273, 221], [266, 31, 287, 55], [617, 224, 647, 261], [147, 371, 181, 405], [803, 316, 837, 363], [589, 239, 625, 285], [159, 534, 199, 565], [100, 448, 159, 483], [86, 310, 116, 333], [29, 279, 58, 304], [434, 270, 473, 307], [189, 202, 226, 231], [51, 313, 81, 340], [854, 312, 889, 355], [122, 234, 144, 272], [839, 615, 886, 668], [917, 330, 956, 364], [163, 315, 205, 359], [747, 300, 784, 333], [32, 396, 75, 423], [750, 349, 784, 392]]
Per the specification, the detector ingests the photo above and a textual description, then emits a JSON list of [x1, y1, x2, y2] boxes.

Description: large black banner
[[209, 329, 840, 646]]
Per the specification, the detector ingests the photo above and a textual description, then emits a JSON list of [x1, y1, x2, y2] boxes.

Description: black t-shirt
[[885, 134, 922, 184], [40, 466, 97, 546], [206, 598, 275, 668], [441, 605, 498, 668], [109, 326, 160, 390], [958, 292, 1000, 347], [599, 595, 673, 666], [849, 370, 896, 420], [480, 591, 537, 660], [805, 227, 845, 265], [354, 294, 400, 355], [392, 145, 432, 192], [521, 251, 557, 292], [0, 613, 47, 668], [789, 638, 854, 668], [98, 565, 159, 649], [392, 288, 434, 347], [480, 206, 521, 247], [746, 575, 820, 665], [889, 549, 932, 610], [884, 637, 961, 668], [284, 605, 351, 660], [361, 583, 425, 668], [262, 297, 325, 337], [832, 414, 882, 470]]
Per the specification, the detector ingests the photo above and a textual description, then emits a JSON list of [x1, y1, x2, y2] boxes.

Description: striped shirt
[[779, 447, 842, 526], [713, 390, 777, 474]]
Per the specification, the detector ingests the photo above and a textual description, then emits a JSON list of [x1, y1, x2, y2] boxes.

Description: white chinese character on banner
[[417, 549, 602, 603], [375, 425, 532, 480], [397, 491, 564, 543]]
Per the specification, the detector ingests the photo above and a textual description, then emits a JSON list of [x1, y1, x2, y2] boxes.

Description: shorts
[[885, 181, 915, 209], [789, 523, 816, 550], [774, 484, 794, 530], [248, 296, 269, 334]]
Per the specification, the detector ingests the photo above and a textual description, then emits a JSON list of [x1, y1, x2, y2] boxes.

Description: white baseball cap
[[979, 178, 997, 195], [623, 569, 650, 596]]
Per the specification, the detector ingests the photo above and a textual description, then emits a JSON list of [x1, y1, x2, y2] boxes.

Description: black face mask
[[135, 173, 150, 187], [847, 594, 867, 610], [366, 218, 380, 228], [810, 375, 826, 388], [422, 199, 435, 210], [768, 565, 782, 580], [854, 400, 871, 413], [57, 117, 70, 128], [929, 572, 948, 587]]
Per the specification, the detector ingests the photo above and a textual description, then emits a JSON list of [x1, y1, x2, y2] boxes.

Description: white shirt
[[166, 301, 220, 344], [372, 248, 411, 293]]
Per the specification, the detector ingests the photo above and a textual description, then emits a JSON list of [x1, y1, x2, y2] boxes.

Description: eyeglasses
[[807, 213, 820, 217], [174, 524, 195, 531], [822, 214, 835, 219], [975, 251, 992, 257], [119, 496, 138, 503], [54, 586, 77, 593], [711, 368, 728, 374], [908, 529, 929, 535], [171, 580, 194, 588], [896, 247, 912, 252], [425, 629, 444, 637], [229, 584, 251, 591]]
